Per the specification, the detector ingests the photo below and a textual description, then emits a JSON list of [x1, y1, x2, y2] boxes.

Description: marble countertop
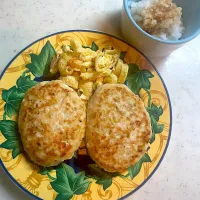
[[0, 0, 200, 199]]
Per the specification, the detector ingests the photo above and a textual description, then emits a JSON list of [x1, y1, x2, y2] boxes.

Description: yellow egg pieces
[[50, 40, 129, 101]]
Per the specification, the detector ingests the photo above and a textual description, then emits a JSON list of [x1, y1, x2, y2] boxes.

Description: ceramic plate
[[0, 30, 172, 200]]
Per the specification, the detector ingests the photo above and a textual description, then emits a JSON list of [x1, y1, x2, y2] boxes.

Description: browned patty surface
[[86, 84, 152, 172]]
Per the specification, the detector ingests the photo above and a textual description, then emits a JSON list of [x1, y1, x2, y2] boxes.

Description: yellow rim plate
[[0, 30, 172, 200]]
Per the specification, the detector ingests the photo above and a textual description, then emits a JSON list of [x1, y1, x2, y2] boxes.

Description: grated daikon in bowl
[[129, 0, 185, 40]]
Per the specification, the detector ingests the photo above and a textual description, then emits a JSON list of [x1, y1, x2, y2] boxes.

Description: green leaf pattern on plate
[[87, 164, 120, 191], [2, 73, 38, 119], [16, 74, 38, 93], [90, 42, 99, 51], [0, 41, 166, 195], [38, 167, 56, 181], [0, 120, 23, 159], [50, 163, 91, 200], [147, 104, 164, 143], [126, 64, 154, 95], [2, 86, 25, 118], [119, 51, 127, 62], [82, 41, 99, 51], [128, 153, 152, 179], [26, 41, 56, 78]]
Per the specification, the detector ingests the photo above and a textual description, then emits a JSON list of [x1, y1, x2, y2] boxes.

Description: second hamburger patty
[[86, 84, 152, 172]]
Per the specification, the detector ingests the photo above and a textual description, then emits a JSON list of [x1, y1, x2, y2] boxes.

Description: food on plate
[[129, 0, 184, 40], [17, 40, 151, 172], [18, 80, 86, 167], [86, 84, 152, 172], [50, 40, 129, 100]]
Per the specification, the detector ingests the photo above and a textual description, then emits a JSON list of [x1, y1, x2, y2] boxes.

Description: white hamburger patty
[[86, 84, 152, 172], [18, 80, 86, 167]]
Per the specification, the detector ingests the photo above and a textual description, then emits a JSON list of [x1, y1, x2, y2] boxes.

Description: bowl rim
[[124, 0, 200, 44]]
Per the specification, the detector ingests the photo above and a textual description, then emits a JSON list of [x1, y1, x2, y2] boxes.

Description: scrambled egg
[[50, 40, 129, 100]]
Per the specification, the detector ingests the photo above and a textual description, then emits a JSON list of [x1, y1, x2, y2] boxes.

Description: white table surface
[[0, 0, 200, 200]]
